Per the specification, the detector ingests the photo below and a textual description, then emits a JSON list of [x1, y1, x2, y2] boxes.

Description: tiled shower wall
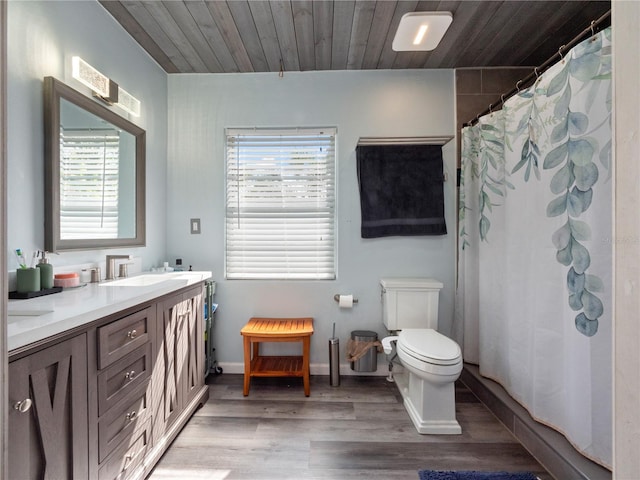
[[455, 67, 531, 166]]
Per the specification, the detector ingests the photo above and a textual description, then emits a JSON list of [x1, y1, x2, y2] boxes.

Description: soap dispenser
[[37, 251, 54, 290]]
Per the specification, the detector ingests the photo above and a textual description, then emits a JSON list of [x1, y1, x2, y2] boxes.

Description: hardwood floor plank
[[197, 398, 356, 420], [148, 375, 551, 479], [164, 416, 259, 444], [309, 441, 546, 472], [156, 440, 310, 469], [213, 375, 400, 403]]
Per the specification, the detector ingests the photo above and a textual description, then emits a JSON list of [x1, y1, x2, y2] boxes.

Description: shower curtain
[[457, 28, 612, 468]]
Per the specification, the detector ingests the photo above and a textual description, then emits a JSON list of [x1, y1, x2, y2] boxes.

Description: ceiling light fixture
[[71, 56, 141, 117], [393, 12, 453, 52]]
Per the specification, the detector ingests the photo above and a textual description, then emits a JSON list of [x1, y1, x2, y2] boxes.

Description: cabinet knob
[[126, 410, 137, 421], [13, 398, 32, 413], [127, 329, 137, 339], [125, 370, 136, 381]]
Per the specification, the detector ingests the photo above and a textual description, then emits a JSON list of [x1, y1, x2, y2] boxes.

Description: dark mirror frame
[[44, 76, 146, 251]]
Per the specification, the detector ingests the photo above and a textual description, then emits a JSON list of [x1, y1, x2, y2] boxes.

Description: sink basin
[[100, 272, 205, 287]]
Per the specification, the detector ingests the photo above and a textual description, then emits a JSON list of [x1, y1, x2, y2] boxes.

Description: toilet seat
[[397, 329, 462, 375]]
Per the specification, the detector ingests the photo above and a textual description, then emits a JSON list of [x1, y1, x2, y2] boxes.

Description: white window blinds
[[59, 128, 120, 239], [226, 128, 336, 280]]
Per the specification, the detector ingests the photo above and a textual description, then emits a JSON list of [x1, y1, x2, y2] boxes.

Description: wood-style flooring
[[149, 374, 552, 480]]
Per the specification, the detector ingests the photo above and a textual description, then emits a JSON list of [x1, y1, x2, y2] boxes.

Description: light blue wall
[[167, 70, 457, 367], [7, 0, 457, 368], [7, 0, 167, 270]]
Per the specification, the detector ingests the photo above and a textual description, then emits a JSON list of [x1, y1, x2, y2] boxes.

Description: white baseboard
[[217, 362, 402, 377]]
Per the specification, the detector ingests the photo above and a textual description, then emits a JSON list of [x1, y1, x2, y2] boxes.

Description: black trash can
[[350, 330, 378, 372]]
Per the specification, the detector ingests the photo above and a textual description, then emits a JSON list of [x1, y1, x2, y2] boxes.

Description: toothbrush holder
[[16, 268, 41, 293]]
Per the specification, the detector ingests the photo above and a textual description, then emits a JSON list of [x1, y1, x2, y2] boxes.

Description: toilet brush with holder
[[329, 322, 340, 386]]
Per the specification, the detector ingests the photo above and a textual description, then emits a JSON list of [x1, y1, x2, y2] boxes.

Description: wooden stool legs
[[243, 335, 251, 396], [302, 336, 310, 396]]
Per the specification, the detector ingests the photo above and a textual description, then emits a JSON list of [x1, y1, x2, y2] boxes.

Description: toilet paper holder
[[333, 294, 358, 304]]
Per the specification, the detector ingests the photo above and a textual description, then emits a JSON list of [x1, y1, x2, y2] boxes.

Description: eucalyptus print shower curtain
[[457, 28, 612, 467]]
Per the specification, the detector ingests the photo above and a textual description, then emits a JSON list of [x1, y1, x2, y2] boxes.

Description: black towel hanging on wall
[[356, 144, 446, 238]]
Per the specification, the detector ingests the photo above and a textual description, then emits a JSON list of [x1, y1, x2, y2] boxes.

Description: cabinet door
[[9, 334, 88, 480], [183, 290, 204, 406], [154, 287, 205, 440], [156, 294, 185, 431]]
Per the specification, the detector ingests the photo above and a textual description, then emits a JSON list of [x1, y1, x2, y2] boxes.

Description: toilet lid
[[398, 329, 461, 366]]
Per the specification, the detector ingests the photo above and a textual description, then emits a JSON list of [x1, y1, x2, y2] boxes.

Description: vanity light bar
[[117, 86, 141, 117], [71, 56, 110, 98], [71, 56, 141, 117]]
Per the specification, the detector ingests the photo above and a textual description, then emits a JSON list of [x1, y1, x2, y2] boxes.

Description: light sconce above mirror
[[71, 56, 141, 117]]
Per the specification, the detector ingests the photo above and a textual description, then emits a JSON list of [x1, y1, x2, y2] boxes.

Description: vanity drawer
[[99, 381, 150, 463], [98, 343, 152, 416], [98, 307, 154, 369], [98, 420, 151, 480]]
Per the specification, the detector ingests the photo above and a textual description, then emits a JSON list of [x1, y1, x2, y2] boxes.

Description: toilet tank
[[380, 278, 443, 330]]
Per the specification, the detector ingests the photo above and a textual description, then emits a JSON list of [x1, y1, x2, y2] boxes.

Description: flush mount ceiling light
[[392, 12, 453, 52], [71, 56, 141, 117]]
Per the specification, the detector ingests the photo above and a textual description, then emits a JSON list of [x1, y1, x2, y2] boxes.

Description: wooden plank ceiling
[[100, 1, 611, 74]]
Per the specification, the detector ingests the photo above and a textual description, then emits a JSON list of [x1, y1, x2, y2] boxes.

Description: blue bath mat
[[418, 471, 538, 480]]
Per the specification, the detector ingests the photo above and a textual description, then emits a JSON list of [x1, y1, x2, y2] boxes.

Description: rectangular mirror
[[44, 76, 145, 251]]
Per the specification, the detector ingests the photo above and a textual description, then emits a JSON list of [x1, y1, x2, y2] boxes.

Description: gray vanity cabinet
[[9, 281, 209, 480], [8, 334, 88, 480]]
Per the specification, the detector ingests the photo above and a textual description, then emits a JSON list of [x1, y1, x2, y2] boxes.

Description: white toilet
[[380, 278, 463, 435]]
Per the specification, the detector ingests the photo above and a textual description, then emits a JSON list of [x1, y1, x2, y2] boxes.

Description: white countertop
[[8, 271, 212, 352]]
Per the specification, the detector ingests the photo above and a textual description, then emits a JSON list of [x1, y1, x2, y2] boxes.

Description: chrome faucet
[[106, 254, 133, 280]]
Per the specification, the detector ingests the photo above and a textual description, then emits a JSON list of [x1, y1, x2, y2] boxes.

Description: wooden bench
[[240, 317, 314, 396]]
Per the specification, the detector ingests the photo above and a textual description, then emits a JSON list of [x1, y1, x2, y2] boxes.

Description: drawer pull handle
[[127, 329, 137, 339], [126, 410, 137, 421], [125, 370, 136, 381], [13, 398, 32, 413], [123, 452, 135, 470]]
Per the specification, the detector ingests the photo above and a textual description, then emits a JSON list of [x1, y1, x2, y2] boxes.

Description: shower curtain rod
[[466, 9, 611, 127]]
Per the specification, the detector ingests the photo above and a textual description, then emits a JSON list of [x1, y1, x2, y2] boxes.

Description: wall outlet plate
[[190, 218, 201, 234]]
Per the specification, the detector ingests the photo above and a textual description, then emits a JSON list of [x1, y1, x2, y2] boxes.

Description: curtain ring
[[516, 80, 522, 93], [488, 103, 493, 114], [590, 20, 596, 37], [501, 94, 506, 108], [534, 67, 539, 79], [558, 45, 566, 59]]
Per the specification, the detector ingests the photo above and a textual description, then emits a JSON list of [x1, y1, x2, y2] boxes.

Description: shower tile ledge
[[461, 364, 611, 480]]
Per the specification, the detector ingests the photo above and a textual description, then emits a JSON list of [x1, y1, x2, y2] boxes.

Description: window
[[59, 128, 120, 239], [225, 128, 336, 280]]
